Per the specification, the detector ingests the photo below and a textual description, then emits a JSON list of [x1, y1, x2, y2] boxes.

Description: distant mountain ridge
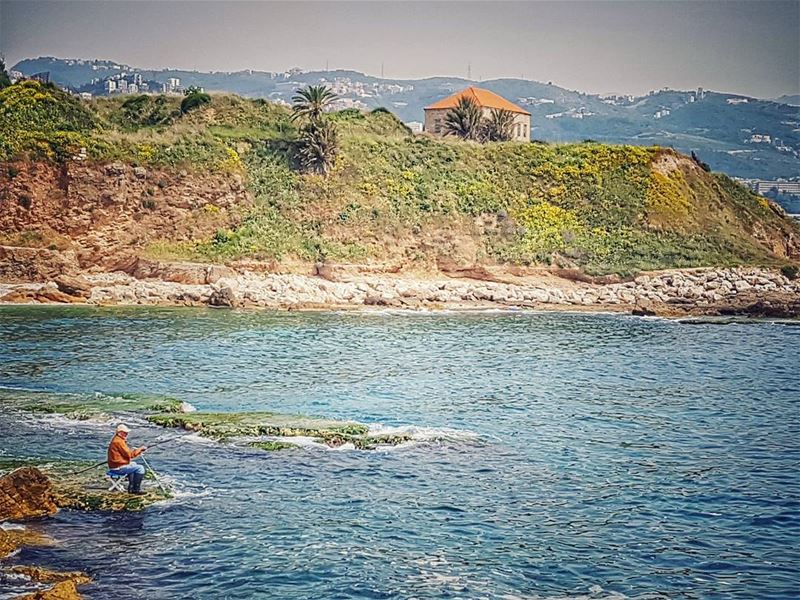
[[12, 56, 800, 180]]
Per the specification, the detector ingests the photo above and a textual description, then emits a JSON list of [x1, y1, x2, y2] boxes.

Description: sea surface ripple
[[0, 306, 798, 599]]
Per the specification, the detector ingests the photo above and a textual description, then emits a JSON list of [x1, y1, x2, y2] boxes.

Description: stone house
[[424, 86, 531, 141]]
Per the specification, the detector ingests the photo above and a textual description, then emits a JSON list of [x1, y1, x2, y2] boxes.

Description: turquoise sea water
[[0, 306, 798, 599]]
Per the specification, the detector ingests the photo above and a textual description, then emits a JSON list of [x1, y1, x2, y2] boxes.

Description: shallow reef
[[147, 411, 368, 438], [1, 389, 186, 421], [6, 387, 415, 453], [148, 411, 414, 450]]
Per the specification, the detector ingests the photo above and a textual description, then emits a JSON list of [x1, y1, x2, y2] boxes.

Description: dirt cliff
[[1, 160, 250, 278]]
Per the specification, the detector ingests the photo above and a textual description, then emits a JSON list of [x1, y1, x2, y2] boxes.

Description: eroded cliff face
[[0, 160, 251, 278], [1, 154, 799, 315]]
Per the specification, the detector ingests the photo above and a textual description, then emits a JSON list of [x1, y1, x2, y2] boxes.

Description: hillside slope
[[1, 81, 798, 282], [13, 57, 800, 179]]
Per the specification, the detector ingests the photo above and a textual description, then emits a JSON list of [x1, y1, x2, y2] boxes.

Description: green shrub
[[117, 94, 176, 127], [781, 265, 798, 280], [0, 80, 95, 160], [180, 91, 211, 115]]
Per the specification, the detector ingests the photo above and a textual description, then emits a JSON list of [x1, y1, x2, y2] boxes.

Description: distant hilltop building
[[749, 180, 800, 195], [424, 86, 531, 141], [161, 77, 182, 94]]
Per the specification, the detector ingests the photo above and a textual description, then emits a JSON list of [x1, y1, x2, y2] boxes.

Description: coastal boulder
[[632, 298, 658, 316], [0, 467, 58, 521], [54, 275, 92, 299], [9, 566, 90, 600], [208, 285, 238, 308]]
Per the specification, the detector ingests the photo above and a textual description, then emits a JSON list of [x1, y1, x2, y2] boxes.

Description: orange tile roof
[[424, 86, 530, 115]]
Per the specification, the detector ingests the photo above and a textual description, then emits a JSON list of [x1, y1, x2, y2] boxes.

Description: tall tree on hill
[[297, 120, 339, 176], [443, 97, 484, 141], [292, 85, 340, 176], [483, 108, 516, 142], [291, 85, 338, 122]]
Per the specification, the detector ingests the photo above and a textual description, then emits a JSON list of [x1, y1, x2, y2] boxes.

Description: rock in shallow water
[[147, 411, 414, 450], [0, 467, 57, 522], [9, 566, 91, 600]]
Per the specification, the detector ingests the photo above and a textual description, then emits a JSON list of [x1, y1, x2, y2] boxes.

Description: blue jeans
[[108, 461, 145, 477]]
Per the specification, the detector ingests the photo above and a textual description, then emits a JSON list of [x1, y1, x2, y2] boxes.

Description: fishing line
[[64, 431, 193, 476]]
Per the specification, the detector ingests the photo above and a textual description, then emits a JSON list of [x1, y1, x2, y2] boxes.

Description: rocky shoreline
[[1, 467, 88, 600], [1, 261, 799, 318], [1, 459, 172, 600]]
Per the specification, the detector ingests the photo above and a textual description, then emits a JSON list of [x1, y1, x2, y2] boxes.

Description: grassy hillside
[[2, 80, 798, 276], [15, 57, 800, 179]]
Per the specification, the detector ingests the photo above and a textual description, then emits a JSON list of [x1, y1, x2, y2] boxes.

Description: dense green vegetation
[[1, 80, 796, 274]]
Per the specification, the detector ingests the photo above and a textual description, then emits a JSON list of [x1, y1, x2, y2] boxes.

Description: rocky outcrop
[[0, 246, 79, 282], [208, 285, 238, 308], [0, 468, 57, 522], [17, 579, 84, 600], [124, 258, 237, 285], [1, 263, 798, 318], [10, 567, 90, 600], [0, 468, 90, 599], [53, 275, 92, 299], [0, 526, 51, 560]]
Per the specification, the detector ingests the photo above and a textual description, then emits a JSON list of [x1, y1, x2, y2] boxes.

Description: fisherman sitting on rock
[[107, 424, 148, 494]]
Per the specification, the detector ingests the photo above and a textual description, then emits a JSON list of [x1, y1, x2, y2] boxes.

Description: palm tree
[[483, 108, 516, 142], [443, 97, 483, 141], [291, 85, 338, 122], [297, 120, 339, 175]]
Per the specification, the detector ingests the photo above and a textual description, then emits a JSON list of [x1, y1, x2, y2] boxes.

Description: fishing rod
[[144, 432, 193, 450], [65, 431, 193, 476]]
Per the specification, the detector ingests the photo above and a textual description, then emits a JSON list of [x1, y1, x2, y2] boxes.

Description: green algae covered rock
[[248, 440, 298, 451], [2, 388, 186, 421], [147, 411, 369, 439], [148, 411, 414, 451], [313, 432, 414, 450]]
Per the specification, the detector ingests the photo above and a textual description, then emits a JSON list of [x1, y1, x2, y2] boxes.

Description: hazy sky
[[1, 0, 798, 98]]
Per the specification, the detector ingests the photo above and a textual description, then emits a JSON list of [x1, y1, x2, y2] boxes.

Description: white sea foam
[[366, 422, 480, 443], [500, 585, 630, 600], [243, 421, 480, 453], [153, 478, 215, 502], [0, 522, 26, 531], [20, 411, 114, 431]]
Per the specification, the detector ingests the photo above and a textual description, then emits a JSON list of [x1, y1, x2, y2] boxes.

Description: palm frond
[[443, 97, 483, 141], [291, 85, 338, 122]]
